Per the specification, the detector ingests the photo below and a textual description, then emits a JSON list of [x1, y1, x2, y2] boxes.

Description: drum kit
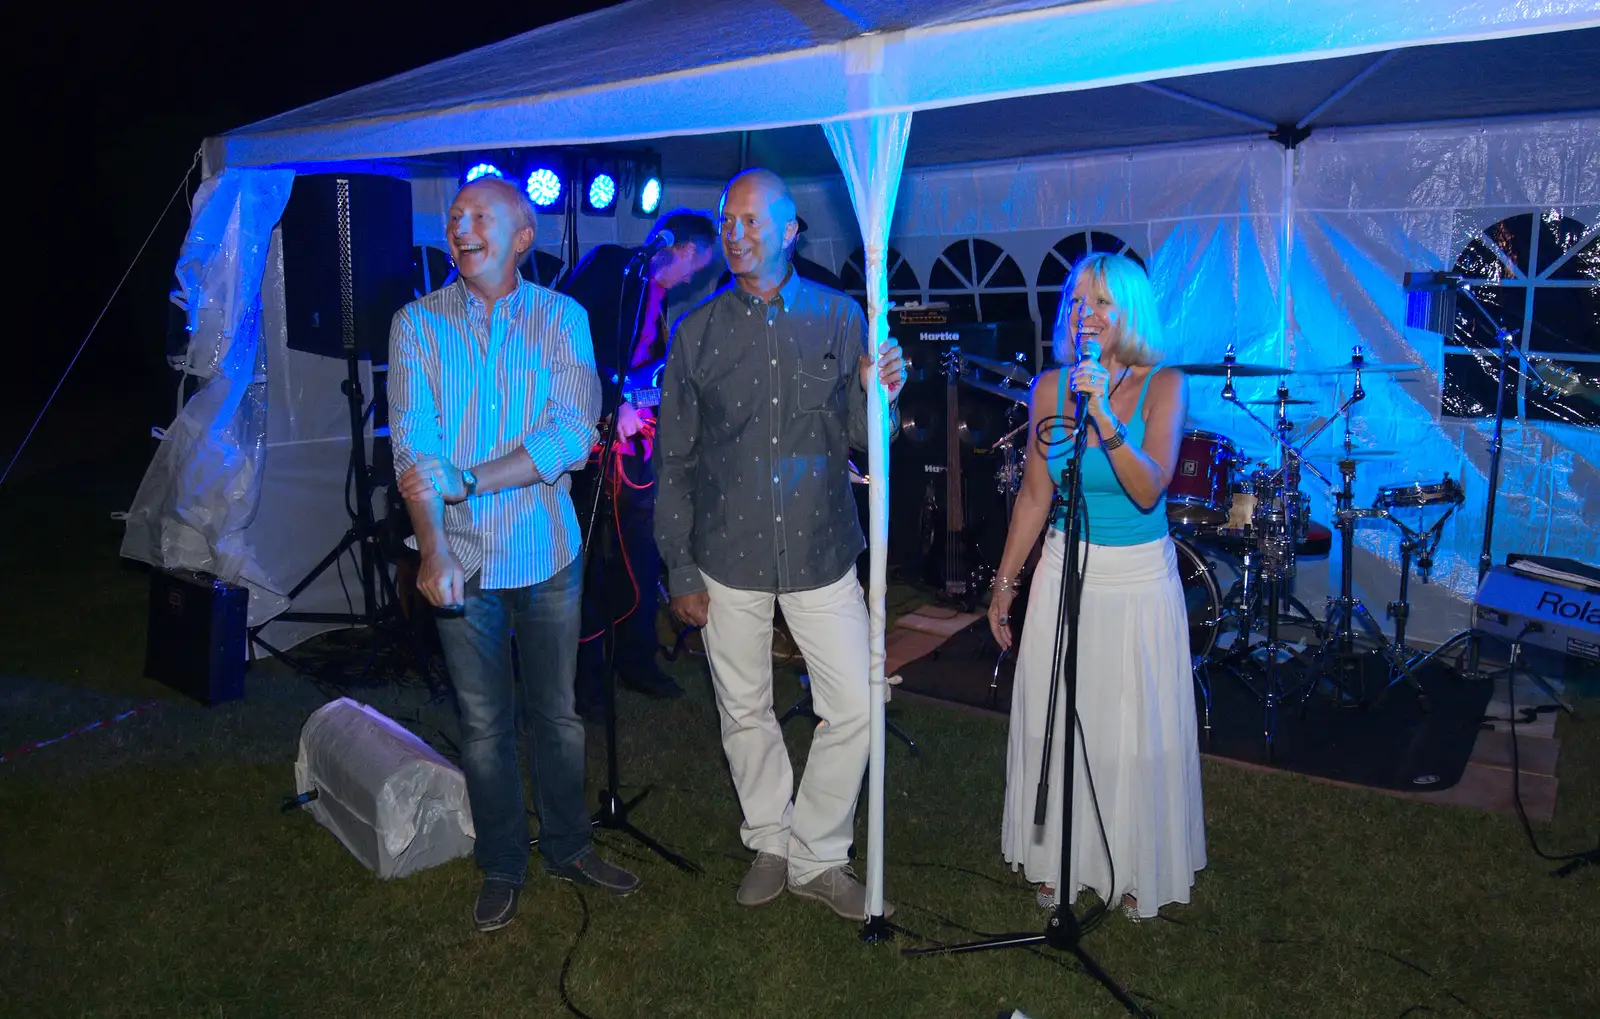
[[957, 343, 1467, 760]]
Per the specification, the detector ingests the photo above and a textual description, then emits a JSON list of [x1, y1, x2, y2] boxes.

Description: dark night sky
[[7, 1, 616, 475]]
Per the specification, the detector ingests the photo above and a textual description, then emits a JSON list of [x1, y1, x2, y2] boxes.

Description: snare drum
[[1218, 470, 1309, 543], [1168, 430, 1239, 528], [1375, 476, 1464, 510]]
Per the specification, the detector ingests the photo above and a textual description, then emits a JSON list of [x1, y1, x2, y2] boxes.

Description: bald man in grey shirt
[[654, 169, 905, 922]]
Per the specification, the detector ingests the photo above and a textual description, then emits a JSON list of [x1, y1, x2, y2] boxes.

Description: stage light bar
[[465, 162, 504, 183], [525, 166, 562, 209]]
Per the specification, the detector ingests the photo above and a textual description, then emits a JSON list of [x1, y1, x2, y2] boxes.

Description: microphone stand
[[907, 340, 1149, 1019], [574, 244, 700, 875]]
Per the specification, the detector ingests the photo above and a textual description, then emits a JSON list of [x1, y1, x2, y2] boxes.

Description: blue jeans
[[435, 556, 590, 884]]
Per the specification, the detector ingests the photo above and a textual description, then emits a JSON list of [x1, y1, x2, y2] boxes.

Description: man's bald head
[[719, 168, 799, 289], [455, 175, 538, 238]]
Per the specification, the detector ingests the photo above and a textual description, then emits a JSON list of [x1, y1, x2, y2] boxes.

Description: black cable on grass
[[559, 884, 597, 1019], [1504, 644, 1600, 875]]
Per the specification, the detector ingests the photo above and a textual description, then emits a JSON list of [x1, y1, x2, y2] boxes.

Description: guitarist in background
[[561, 211, 719, 717]]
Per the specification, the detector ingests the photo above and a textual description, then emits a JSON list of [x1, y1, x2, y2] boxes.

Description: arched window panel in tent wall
[[1036, 231, 1148, 367], [927, 238, 1034, 366], [840, 247, 922, 311], [1442, 213, 1599, 427]]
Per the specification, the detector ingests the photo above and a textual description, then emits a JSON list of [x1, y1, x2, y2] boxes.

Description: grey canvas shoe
[[737, 852, 789, 907], [788, 865, 895, 921]]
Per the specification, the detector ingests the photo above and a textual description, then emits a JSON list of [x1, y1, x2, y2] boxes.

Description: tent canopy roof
[[211, 0, 1600, 174]]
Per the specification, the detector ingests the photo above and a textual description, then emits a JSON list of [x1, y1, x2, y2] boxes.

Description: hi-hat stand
[[576, 246, 700, 876], [906, 359, 1150, 1019]]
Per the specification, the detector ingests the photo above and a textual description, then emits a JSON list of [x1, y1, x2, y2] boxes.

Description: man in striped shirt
[[391, 176, 638, 933]]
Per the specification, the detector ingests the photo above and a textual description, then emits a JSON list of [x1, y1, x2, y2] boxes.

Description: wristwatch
[[461, 468, 478, 498]]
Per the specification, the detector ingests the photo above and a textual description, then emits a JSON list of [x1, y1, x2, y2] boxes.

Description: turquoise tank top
[[1048, 368, 1168, 546]]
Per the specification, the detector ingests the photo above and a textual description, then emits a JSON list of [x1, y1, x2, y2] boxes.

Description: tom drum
[[1168, 430, 1239, 528]]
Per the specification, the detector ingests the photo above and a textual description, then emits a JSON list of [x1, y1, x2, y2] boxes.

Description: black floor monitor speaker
[[145, 569, 249, 706], [280, 173, 414, 362]]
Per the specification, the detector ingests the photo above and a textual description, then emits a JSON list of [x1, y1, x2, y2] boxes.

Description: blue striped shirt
[[389, 277, 601, 590]]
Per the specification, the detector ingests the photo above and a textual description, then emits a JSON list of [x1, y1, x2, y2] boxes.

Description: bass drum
[[1173, 536, 1223, 662]]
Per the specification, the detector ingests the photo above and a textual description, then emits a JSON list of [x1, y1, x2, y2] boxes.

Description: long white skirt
[[1002, 531, 1206, 918]]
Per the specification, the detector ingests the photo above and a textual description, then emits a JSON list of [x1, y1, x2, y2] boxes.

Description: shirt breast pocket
[[795, 354, 841, 412]]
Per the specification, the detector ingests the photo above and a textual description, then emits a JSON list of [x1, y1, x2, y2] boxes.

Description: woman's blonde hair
[[1051, 252, 1165, 367]]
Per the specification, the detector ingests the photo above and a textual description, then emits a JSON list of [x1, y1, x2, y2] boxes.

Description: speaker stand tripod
[[249, 339, 442, 697]]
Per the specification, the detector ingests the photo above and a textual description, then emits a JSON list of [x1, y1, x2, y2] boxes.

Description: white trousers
[[701, 568, 871, 883]]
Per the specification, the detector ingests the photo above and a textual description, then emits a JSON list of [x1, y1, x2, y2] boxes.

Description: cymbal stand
[[992, 419, 1029, 520], [1312, 381, 1391, 703]]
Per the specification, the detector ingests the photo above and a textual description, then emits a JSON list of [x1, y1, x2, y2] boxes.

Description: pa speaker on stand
[[255, 173, 439, 692]]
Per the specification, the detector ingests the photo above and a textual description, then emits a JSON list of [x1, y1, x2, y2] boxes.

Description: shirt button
[[772, 398, 778, 404], [772, 437, 778, 444], [776, 515, 782, 522], [771, 359, 777, 366]]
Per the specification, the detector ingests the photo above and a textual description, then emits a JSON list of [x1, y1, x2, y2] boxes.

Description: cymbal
[[1298, 360, 1420, 375], [1243, 397, 1316, 406], [959, 376, 1030, 406], [961, 352, 1033, 385], [1173, 361, 1292, 377]]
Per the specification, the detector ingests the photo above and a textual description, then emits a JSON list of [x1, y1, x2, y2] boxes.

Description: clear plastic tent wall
[[121, 169, 296, 621], [784, 116, 1596, 640], [123, 166, 386, 651], [1291, 117, 1600, 628]]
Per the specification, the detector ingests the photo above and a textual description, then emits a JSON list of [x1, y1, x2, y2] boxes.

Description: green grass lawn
[[2, 465, 1597, 1018]]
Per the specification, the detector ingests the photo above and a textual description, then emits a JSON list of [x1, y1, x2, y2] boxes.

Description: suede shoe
[[473, 879, 520, 932], [788, 865, 894, 921], [736, 852, 789, 907], [545, 848, 641, 896]]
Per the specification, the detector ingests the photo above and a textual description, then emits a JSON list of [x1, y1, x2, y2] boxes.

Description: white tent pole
[[822, 35, 912, 933], [1281, 143, 1296, 364]]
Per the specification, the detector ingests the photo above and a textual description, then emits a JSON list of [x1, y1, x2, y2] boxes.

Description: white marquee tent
[[122, 0, 1600, 916]]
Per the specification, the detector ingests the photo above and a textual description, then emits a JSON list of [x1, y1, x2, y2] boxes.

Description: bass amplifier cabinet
[[144, 568, 249, 705], [886, 306, 1030, 578], [1473, 556, 1600, 662]]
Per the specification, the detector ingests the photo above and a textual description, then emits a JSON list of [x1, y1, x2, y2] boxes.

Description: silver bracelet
[[1100, 418, 1128, 452], [993, 574, 1022, 594]]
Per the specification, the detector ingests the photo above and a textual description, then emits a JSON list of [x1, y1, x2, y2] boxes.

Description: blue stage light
[[525, 167, 562, 208], [465, 162, 504, 183], [588, 173, 617, 211], [638, 176, 663, 216]]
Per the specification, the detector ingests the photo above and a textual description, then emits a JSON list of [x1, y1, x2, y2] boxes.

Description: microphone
[[1074, 333, 1101, 430], [628, 229, 677, 276]]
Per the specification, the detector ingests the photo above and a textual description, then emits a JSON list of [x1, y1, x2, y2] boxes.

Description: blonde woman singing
[[988, 252, 1206, 920]]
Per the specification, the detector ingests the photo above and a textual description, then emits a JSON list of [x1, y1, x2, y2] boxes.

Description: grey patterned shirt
[[653, 271, 897, 595]]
